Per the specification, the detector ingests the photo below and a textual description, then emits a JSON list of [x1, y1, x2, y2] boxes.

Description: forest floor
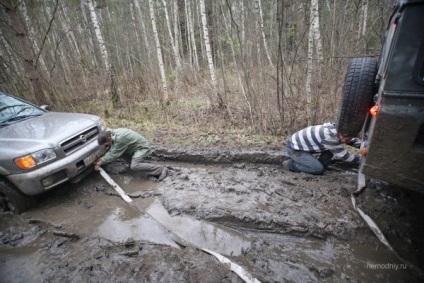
[[1, 130, 424, 282]]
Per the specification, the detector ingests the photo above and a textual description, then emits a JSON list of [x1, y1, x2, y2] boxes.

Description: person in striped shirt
[[283, 122, 361, 175]]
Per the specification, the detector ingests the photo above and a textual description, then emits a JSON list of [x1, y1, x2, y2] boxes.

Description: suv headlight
[[14, 149, 57, 170]]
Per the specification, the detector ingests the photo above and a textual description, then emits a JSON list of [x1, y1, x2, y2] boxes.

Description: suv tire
[[337, 57, 378, 137], [0, 178, 36, 214]]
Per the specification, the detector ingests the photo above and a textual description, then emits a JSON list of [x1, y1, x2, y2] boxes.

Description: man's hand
[[348, 138, 362, 149], [94, 160, 102, 171]]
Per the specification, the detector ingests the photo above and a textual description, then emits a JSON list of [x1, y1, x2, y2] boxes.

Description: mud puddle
[[94, 201, 251, 257], [1, 159, 424, 282]]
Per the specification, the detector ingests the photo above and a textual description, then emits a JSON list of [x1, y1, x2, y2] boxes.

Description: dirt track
[[1, 148, 423, 282]]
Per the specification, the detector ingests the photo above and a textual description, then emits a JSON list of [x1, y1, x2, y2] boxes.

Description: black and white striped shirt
[[287, 123, 360, 162]]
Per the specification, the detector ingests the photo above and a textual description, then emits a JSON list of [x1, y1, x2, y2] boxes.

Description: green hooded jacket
[[100, 128, 152, 164]]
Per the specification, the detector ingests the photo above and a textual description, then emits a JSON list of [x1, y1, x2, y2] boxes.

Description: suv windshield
[[0, 94, 45, 126]]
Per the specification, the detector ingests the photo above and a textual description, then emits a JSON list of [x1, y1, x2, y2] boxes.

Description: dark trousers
[[122, 155, 163, 177], [285, 146, 333, 175]]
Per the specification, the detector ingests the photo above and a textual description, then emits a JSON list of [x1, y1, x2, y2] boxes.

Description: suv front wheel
[[0, 178, 36, 214], [337, 57, 378, 137]]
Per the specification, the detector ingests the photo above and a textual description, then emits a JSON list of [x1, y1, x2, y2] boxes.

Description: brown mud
[[1, 148, 423, 282]]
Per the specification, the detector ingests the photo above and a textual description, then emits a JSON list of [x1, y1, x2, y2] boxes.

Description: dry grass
[[48, 64, 345, 151]]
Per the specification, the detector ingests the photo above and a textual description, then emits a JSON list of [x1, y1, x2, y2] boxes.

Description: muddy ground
[[1, 148, 424, 283]]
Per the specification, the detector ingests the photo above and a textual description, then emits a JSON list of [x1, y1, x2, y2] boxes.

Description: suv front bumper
[[7, 140, 105, 196]]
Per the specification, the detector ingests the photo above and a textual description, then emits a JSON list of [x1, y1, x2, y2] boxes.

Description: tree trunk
[[60, 5, 84, 69], [276, 0, 285, 131], [134, 0, 152, 71], [311, 0, 323, 64], [256, 0, 275, 71], [184, 0, 192, 66], [186, 0, 199, 70], [20, 1, 48, 76], [197, 1, 205, 62], [306, 0, 315, 126], [200, 0, 221, 107], [221, 0, 253, 126], [359, 1, 368, 38], [240, 0, 245, 53], [148, 0, 168, 101], [80, 0, 99, 68], [173, 0, 181, 98], [162, 0, 181, 72], [87, 0, 119, 107], [1, 0, 47, 105]]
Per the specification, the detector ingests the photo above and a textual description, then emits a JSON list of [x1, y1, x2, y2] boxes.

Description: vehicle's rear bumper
[[361, 96, 424, 192], [362, 163, 424, 192], [7, 141, 105, 196]]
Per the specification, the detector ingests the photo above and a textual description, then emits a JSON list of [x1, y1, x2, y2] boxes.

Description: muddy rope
[[145, 206, 262, 283], [201, 248, 261, 283], [351, 188, 424, 279], [98, 168, 132, 203]]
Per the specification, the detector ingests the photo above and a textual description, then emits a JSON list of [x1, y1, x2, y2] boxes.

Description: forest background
[[0, 0, 393, 149]]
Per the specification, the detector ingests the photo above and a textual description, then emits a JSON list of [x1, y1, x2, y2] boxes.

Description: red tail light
[[370, 105, 379, 117]]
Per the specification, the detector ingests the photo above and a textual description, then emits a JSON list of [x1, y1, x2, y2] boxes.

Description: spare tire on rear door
[[336, 57, 378, 137]]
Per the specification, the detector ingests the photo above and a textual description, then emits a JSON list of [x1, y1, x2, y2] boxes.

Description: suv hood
[[0, 112, 100, 157]]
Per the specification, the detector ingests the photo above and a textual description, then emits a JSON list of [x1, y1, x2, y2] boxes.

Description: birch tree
[[0, 0, 47, 105], [148, 0, 168, 101], [240, 0, 245, 46], [80, 0, 99, 67], [172, 0, 181, 97], [87, 0, 119, 106], [306, 0, 316, 126], [199, 0, 221, 107], [305, 0, 324, 125], [20, 1, 48, 76], [0, 0, 393, 135], [311, 0, 323, 64], [256, 0, 275, 71], [162, 0, 181, 74], [185, 0, 199, 70], [359, 0, 368, 39], [276, 0, 285, 129], [59, 5, 83, 63], [197, 1, 206, 61], [221, 0, 253, 126], [134, 0, 151, 66]]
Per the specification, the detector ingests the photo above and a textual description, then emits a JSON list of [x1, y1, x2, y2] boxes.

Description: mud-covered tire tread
[[0, 178, 36, 214], [337, 57, 378, 137]]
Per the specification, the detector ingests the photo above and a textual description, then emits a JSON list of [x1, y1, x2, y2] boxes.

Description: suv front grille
[[60, 126, 99, 155]]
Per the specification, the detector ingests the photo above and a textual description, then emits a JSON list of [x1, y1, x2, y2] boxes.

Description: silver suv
[[0, 93, 106, 213], [337, 0, 424, 192]]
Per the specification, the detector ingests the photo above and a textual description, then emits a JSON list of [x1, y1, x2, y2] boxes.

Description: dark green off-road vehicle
[[337, 0, 424, 192]]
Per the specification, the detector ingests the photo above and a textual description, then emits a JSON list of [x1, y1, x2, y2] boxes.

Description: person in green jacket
[[94, 128, 168, 181]]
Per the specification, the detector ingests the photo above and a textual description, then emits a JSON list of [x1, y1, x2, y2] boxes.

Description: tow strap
[[98, 168, 132, 203], [98, 168, 261, 283]]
